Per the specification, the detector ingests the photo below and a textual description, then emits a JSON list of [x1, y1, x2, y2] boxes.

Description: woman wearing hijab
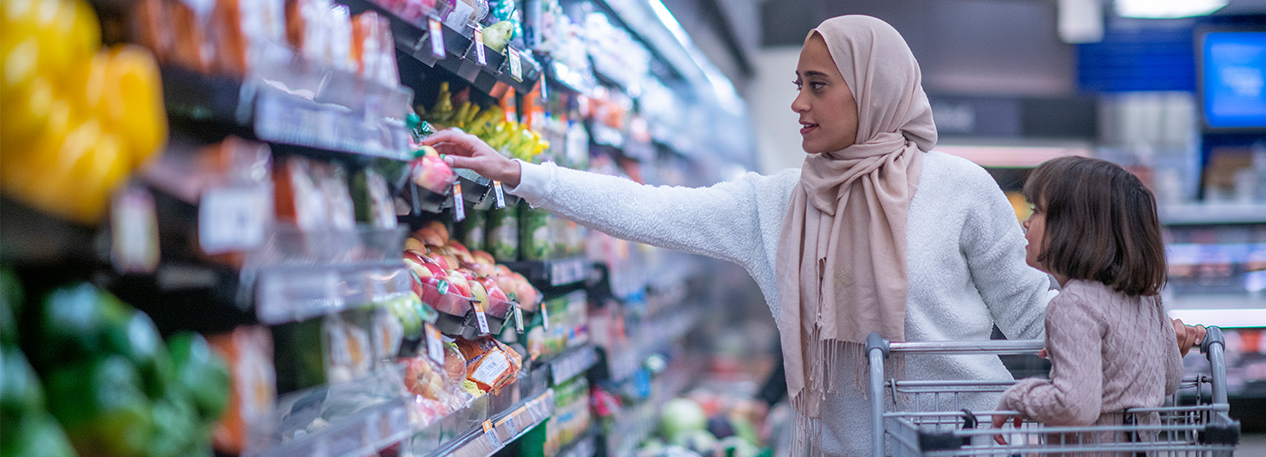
[[427, 15, 1053, 456]]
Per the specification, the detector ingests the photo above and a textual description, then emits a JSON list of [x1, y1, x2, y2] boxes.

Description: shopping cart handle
[[1200, 326, 1225, 355], [866, 332, 890, 359]]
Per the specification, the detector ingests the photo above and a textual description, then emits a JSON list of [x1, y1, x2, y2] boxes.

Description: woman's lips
[[800, 124, 817, 135]]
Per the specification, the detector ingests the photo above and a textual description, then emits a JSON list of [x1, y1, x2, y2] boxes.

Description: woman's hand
[[991, 413, 1023, 445], [421, 128, 523, 188], [1171, 318, 1206, 358]]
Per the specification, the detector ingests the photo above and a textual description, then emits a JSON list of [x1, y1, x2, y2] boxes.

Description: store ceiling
[[664, 0, 1266, 97]]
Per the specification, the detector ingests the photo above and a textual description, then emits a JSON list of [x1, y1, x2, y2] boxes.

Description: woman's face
[[1022, 203, 1047, 272], [792, 34, 859, 154]]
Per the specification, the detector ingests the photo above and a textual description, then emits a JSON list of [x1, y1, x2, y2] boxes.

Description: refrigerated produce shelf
[[431, 389, 556, 457]]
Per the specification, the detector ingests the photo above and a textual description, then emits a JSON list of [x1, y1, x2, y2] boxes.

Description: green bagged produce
[[167, 332, 231, 423], [45, 355, 152, 457], [146, 392, 200, 457], [36, 283, 130, 367], [0, 411, 77, 457], [487, 205, 519, 260], [520, 204, 552, 261], [105, 310, 173, 399], [0, 346, 43, 417]]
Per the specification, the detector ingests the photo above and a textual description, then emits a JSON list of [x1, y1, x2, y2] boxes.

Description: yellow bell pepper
[[98, 45, 167, 167]]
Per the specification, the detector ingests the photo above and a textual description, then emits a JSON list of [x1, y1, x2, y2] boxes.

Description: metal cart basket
[[864, 328, 1241, 457]]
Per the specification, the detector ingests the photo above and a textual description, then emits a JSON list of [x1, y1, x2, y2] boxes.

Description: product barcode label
[[112, 186, 160, 274], [513, 302, 524, 333], [508, 48, 522, 81], [471, 351, 510, 385], [428, 16, 446, 59], [493, 180, 506, 208], [473, 300, 490, 334], [473, 27, 487, 65], [425, 323, 444, 365], [199, 186, 267, 255], [452, 181, 466, 221]]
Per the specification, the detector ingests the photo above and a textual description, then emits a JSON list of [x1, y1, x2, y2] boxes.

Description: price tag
[[482, 419, 501, 448], [550, 261, 565, 286], [492, 180, 506, 209], [428, 16, 446, 59], [425, 323, 444, 365], [199, 186, 267, 255], [513, 302, 524, 333], [452, 181, 466, 221], [472, 300, 490, 334], [539, 78, 548, 100], [540, 303, 550, 331], [112, 186, 160, 274], [473, 26, 487, 66], [495, 415, 518, 437], [508, 48, 522, 81]]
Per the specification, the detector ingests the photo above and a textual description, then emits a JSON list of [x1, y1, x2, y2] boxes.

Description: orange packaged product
[[133, 0, 172, 62], [455, 336, 522, 394], [208, 326, 277, 456], [169, 0, 214, 73]]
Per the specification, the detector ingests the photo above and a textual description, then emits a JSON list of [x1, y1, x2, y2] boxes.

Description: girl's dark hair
[[1022, 156, 1166, 296]]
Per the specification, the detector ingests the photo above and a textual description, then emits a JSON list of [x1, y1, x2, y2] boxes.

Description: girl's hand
[[1172, 318, 1206, 358], [991, 414, 1023, 445], [421, 129, 522, 188]]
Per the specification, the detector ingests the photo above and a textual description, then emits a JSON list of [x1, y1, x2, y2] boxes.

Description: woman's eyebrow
[[798, 70, 830, 79]]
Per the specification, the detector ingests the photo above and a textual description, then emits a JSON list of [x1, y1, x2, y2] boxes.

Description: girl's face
[[1022, 202, 1047, 272], [792, 34, 859, 154]]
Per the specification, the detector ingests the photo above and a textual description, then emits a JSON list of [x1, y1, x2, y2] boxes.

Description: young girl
[[993, 156, 1185, 448]]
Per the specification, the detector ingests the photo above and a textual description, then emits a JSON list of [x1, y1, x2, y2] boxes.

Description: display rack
[[503, 257, 594, 288], [1160, 203, 1266, 225], [546, 344, 600, 386], [432, 389, 555, 457], [338, 0, 543, 95]]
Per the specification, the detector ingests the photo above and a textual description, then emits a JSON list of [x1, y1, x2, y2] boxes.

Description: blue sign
[[1201, 31, 1266, 129]]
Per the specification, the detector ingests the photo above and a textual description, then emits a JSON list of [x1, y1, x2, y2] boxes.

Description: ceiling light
[[1116, 0, 1228, 19]]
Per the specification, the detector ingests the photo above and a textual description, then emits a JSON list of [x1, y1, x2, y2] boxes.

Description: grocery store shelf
[[1160, 203, 1266, 225], [546, 344, 600, 386], [430, 389, 556, 457], [504, 257, 595, 288], [338, 0, 542, 95], [250, 398, 410, 457], [936, 143, 1092, 168], [255, 261, 413, 324], [606, 307, 701, 383]]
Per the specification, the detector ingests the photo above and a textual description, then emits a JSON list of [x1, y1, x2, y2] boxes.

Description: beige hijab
[[774, 15, 937, 454]]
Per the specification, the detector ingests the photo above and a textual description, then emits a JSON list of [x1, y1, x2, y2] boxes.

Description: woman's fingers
[[443, 154, 479, 170], [991, 415, 1009, 445]]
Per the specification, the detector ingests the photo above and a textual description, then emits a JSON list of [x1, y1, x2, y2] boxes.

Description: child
[[992, 156, 1184, 449]]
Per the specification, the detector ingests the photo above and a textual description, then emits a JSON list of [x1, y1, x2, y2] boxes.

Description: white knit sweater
[[508, 151, 1056, 456]]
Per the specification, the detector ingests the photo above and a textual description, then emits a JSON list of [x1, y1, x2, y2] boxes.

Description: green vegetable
[[0, 411, 77, 457], [146, 392, 199, 457], [0, 346, 43, 417], [36, 283, 130, 366], [167, 332, 230, 423], [106, 310, 173, 399], [45, 355, 152, 457]]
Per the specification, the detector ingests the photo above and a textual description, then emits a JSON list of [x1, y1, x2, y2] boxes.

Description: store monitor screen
[[1200, 31, 1266, 130]]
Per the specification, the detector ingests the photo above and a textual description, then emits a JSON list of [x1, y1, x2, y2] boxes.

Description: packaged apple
[[323, 311, 373, 383], [455, 336, 522, 395], [370, 304, 405, 367], [411, 146, 454, 195], [442, 342, 479, 409]]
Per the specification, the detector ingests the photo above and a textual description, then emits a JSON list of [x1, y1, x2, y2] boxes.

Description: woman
[[425, 15, 1194, 456]]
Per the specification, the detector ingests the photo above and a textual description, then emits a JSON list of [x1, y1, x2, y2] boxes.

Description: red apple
[[477, 277, 508, 302], [423, 220, 450, 244], [444, 269, 473, 297]]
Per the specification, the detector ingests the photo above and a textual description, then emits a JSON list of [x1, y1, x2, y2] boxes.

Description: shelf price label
[[508, 48, 523, 81], [199, 186, 268, 255], [472, 300, 490, 334], [513, 302, 524, 333], [112, 186, 160, 274], [492, 180, 506, 208], [425, 323, 445, 365], [482, 419, 501, 448], [473, 26, 487, 66], [540, 303, 550, 331], [452, 181, 466, 221], [428, 16, 446, 59]]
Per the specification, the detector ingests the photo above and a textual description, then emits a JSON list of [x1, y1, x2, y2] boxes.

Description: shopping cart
[[864, 328, 1241, 457]]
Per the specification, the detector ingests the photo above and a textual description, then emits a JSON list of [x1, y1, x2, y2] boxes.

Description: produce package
[[453, 336, 522, 395], [351, 167, 399, 229], [1, 0, 168, 224], [486, 205, 519, 260], [442, 342, 479, 409], [207, 326, 277, 455], [403, 355, 450, 426], [3, 281, 232, 457]]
